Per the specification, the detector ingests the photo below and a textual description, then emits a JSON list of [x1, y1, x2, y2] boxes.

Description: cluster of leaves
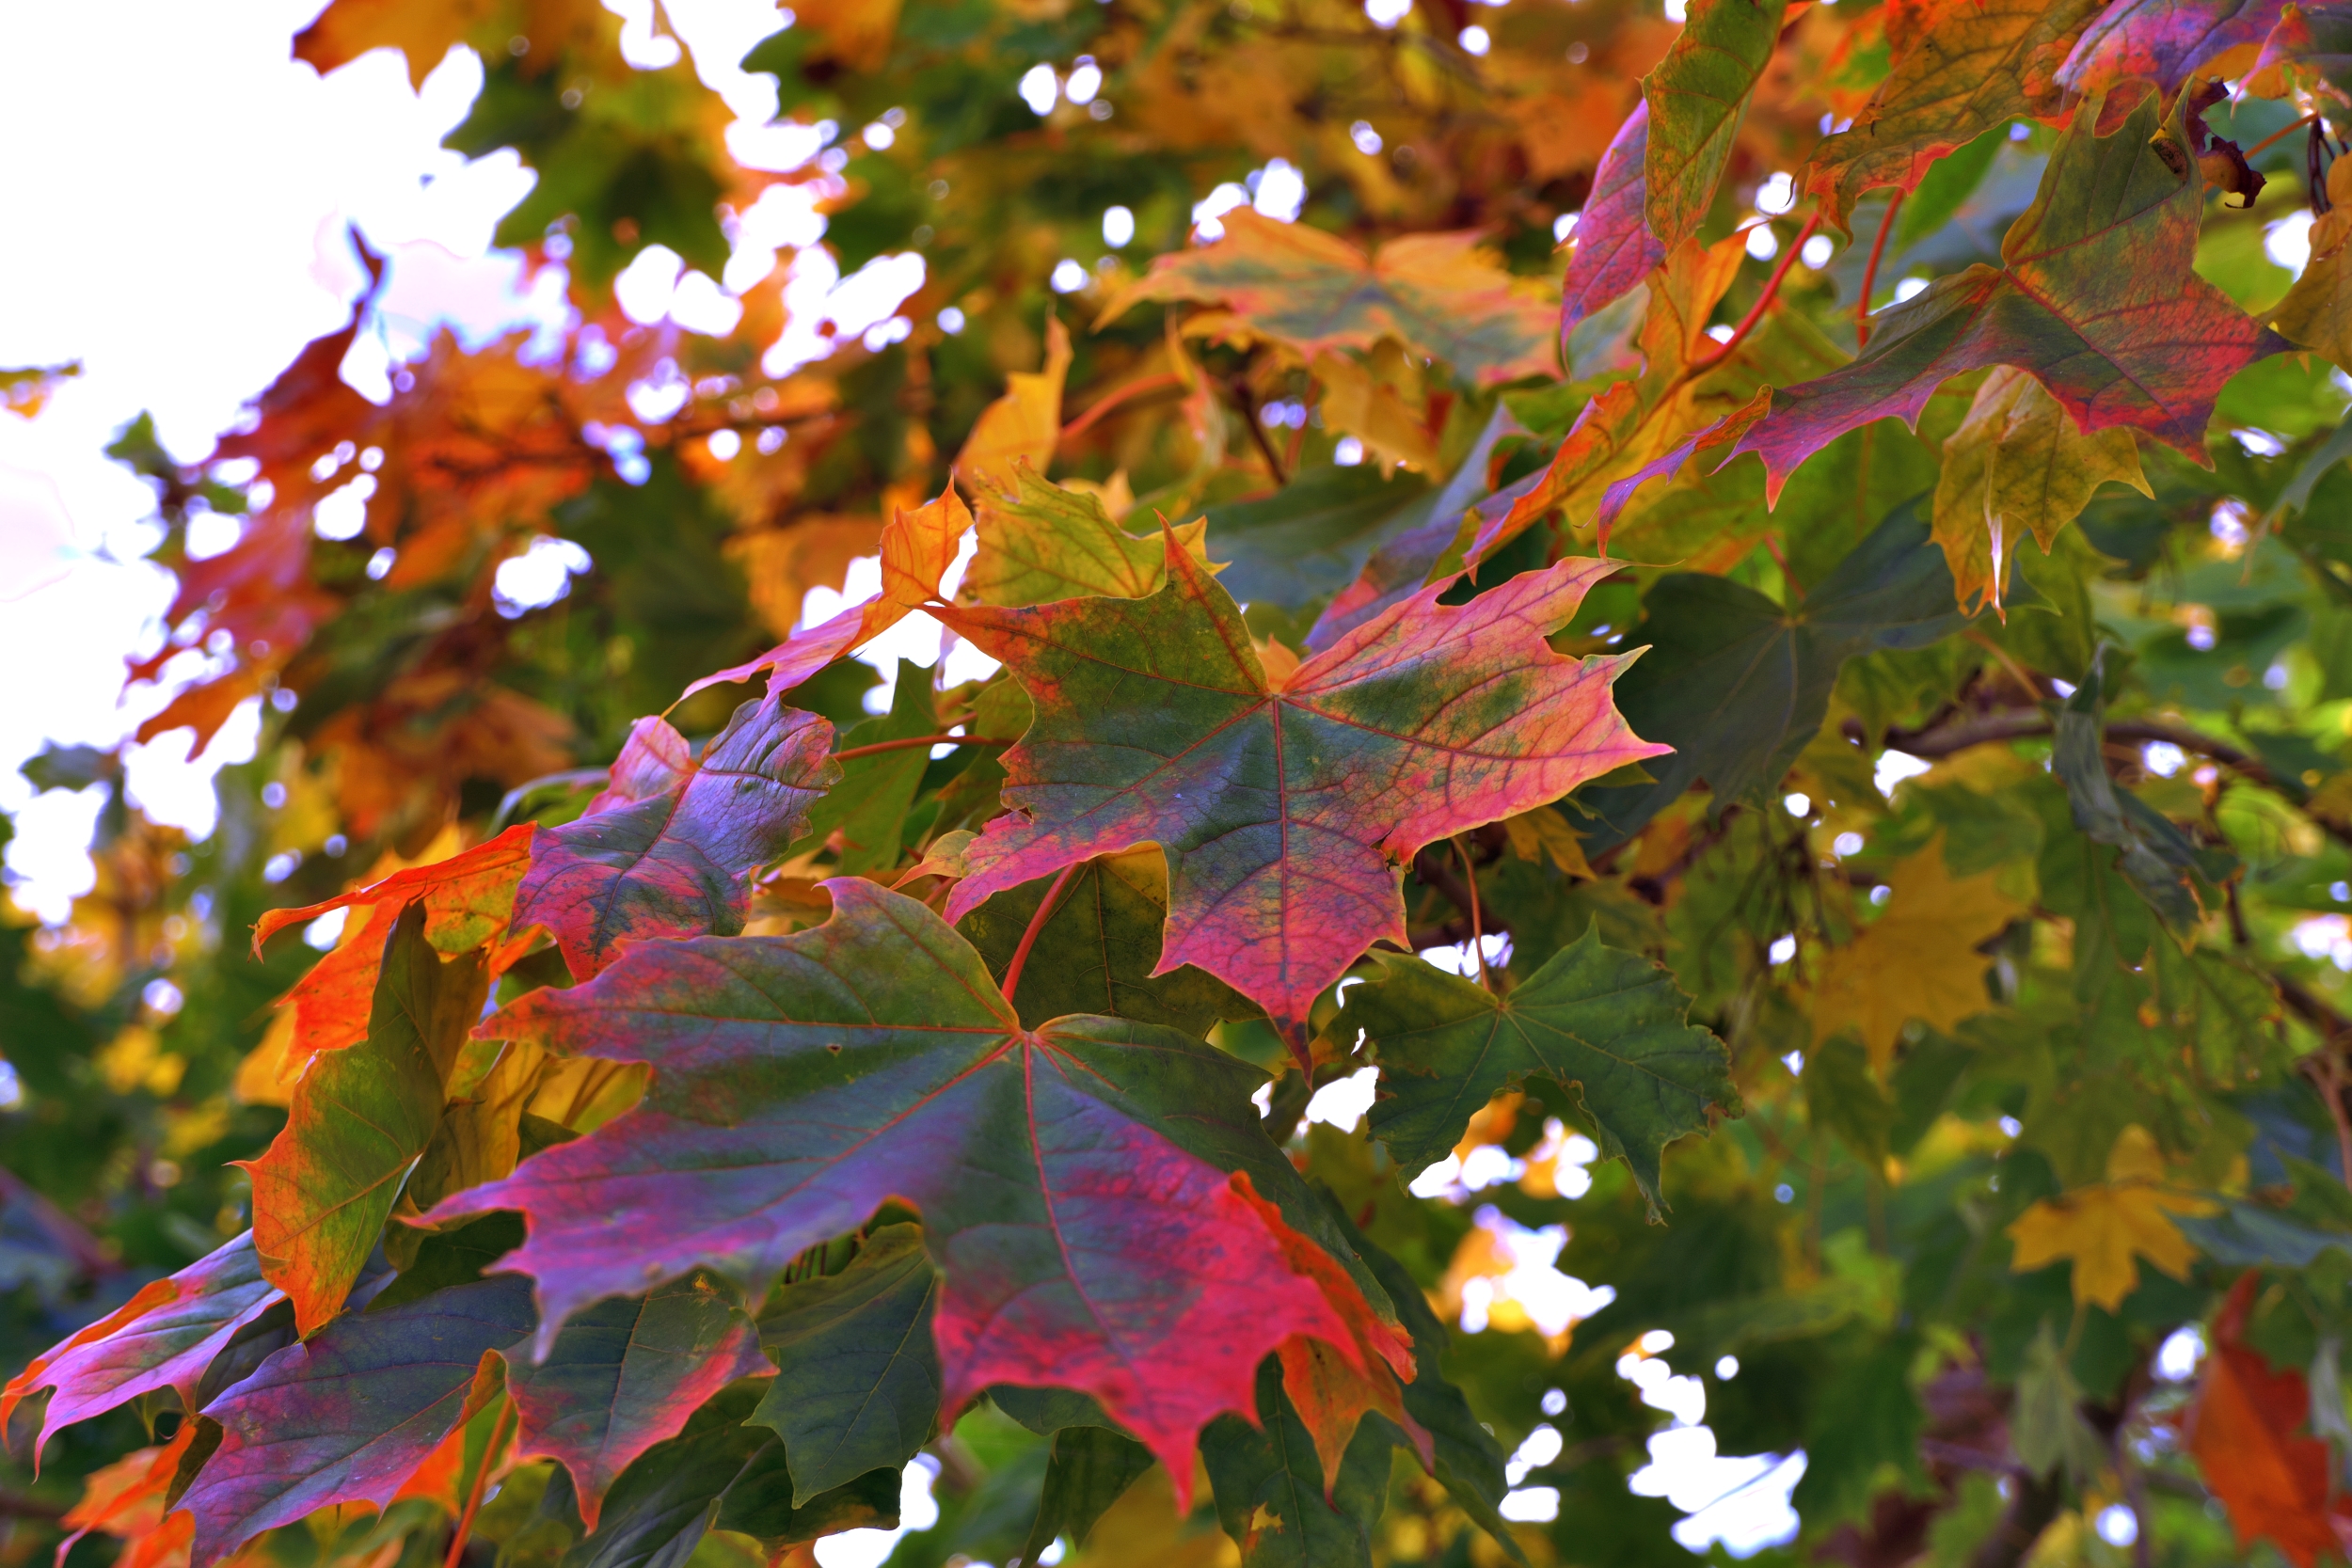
[[21, 0, 2352, 1564]]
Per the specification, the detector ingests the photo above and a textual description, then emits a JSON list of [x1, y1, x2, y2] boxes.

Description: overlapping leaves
[[428, 879, 1408, 1493]]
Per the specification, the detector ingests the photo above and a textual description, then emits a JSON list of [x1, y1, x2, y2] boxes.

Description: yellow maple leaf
[[2008, 1126, 2217, 1310], [724, 516, 888, 641], [1502, 807, 1596, 879], [1932, 366, 2150, 616], [955, 314, 1073, 501], [1810, 835, 2026, 1069], [1310, 346, 1437, 474]]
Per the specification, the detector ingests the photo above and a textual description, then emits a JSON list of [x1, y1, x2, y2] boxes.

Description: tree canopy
[[12, 1, 2352, 1565]]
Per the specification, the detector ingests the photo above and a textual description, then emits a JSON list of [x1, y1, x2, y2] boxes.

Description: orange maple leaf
[[2186, 1273, 2352, 1568]]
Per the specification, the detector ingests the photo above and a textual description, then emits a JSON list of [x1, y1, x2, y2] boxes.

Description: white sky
[[0, 0, 927, 915]]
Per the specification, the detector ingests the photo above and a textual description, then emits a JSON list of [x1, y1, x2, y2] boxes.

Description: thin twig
[[2249, 111, 2323, 159], [1227, 376, 1289, 484], [0, 1488, 68, 1521], [444, 1400, 516, 1568], [1761, 533, 1803, 598], [999, 863, 1079, 1002], [1058, 372, 1184, 444], [831, 734, 1011, 762], [1856, 190, 1906, 350], [1689, 214, 1820, 374], [1454, 835, 1491, 991]]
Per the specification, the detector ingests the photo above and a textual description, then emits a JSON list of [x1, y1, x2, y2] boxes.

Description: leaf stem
[[831, 734, 1012, 762], [1855, 191, 1906, 351], [999, 863, 1080, 1005], [1059, 372, 1185, 444], [2247, 111, 2322, 160], [1691, 214, 1820, 373], [1227, 375, 1289, 484], [444, 1399, 516, 1568], [1454, 835, 1491, 992]]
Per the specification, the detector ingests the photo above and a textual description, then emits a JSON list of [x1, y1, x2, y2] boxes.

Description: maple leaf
[[2058, 0, 2288, 97], [1572, 505, 1973, 854], [1336, 1209, 1523, 1559], [2186, 1272, 2347, 1568], [2249, 0, 2352, 99], [1803, 0, 2106, 231], [751, 1224, 943, 1503], [130, 511, 341, 752], [247, 824, 534, 1091], [292, 0, 501, 89], [956, 315, 1073, 500], [932, 537, 1667, 1043], [1310, 347, 1440, 473], [1, 1232, 279, 1462], [55, 1425, 197, 1568], [503, 1271, 770, 1528], [243, 904, 490, 1336], [1337, 927, 1738, 1217], [2271, 155, 2352, 372], [199, 321, 380, 523], [1098, 211, 1559, 388], [1017, 1426, 1159, 1568], [963, 460, 1213, 608], [180, 1275, 536, 1568], [1641, 0, 1788, 253], [1297, 404, 1530, 644], [423, 878, 1408, 1500], [252, 825, 537, 960], [1809, 837, 2028, 1069], [1559, 103, 1666, 341], [2007, 1126, 2218, 1309], [1931, 366, 2151, 614], [1229, 1177, 1434, 1499], [681, 485, 969, 701], [1736, 87, 2263, 495], [59, 1426, 194, 1543], [1200, 1359, 1401, 1566], [510, 689, 837, 980]]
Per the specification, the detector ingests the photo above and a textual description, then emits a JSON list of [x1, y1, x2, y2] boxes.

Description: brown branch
[[1411, 847, 1481, 927], [1917, 1438, 2020, 1476], [1887, 706, 2296, 794], [0, 1488, 68, 1521]]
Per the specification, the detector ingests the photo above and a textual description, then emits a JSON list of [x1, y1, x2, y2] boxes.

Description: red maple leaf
[[424, 879, 1410, 1502], [934, 537, 1666, 1047]]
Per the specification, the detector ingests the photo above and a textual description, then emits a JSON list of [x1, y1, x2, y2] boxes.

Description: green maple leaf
[[1338, 926, 1737, 1218]]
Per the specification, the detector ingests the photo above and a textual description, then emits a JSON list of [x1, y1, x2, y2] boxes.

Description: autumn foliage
[[20, 0, 2352, 1565]]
